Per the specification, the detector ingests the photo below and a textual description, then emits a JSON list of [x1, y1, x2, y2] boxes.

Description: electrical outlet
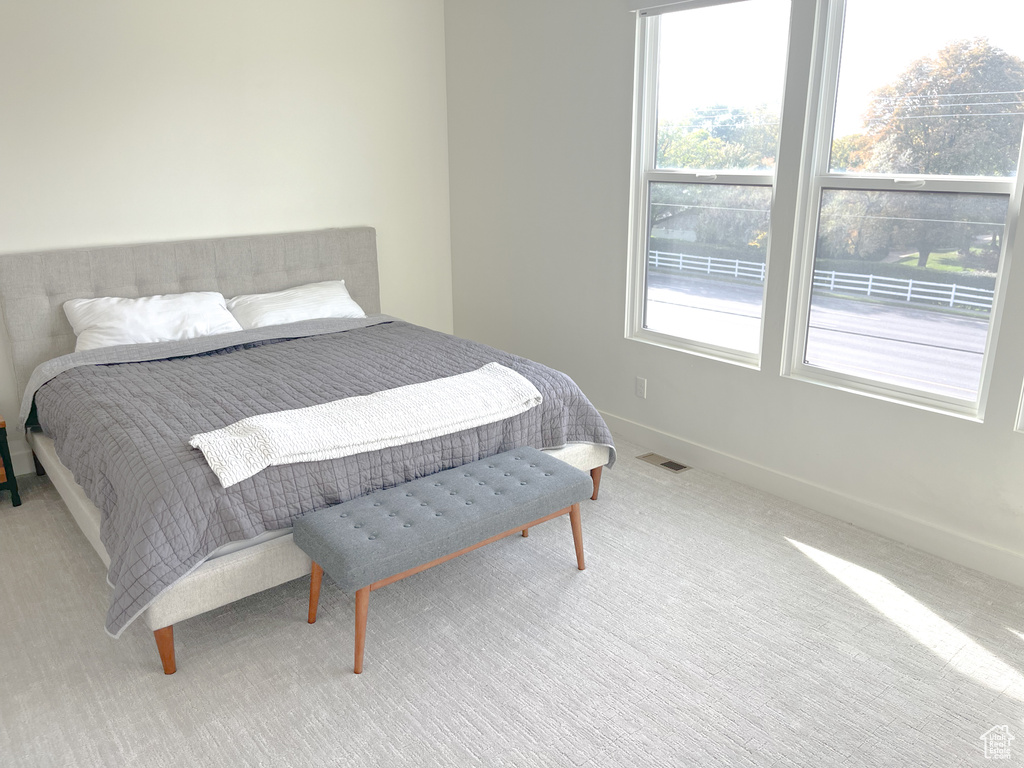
[[635, 376, 647, 399]]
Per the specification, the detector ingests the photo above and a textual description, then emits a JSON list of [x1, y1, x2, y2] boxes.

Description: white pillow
[[64, 291, 244, 352], [227, 280, 366, 329]]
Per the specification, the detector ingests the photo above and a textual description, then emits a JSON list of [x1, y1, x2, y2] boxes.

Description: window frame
[[625, 1, 788, 369], [781, 0, 1024, 419]]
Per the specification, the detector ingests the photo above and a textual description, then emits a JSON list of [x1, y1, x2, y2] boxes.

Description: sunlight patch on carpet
[[788, 538, 1024, 710]]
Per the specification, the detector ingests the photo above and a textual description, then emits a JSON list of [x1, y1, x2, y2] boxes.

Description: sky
[[657, 0, 1024, 139]]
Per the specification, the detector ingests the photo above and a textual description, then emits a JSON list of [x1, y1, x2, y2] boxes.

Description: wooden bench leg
[[354, 586, 370, 674], [308, 561, 324, 624], [569, 503, 585, 570], [590, 467, 603, 500], [521, 527, 529, 537], [154, 625, 176, 675]]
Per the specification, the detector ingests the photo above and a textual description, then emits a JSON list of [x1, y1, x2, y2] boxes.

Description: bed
[[0, 227, 614, 673]]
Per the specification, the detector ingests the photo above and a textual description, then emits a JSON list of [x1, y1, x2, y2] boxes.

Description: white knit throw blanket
[[190, 363, 544, 488]]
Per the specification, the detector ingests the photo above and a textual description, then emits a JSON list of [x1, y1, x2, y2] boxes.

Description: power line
[[664, 105, 779, 114], [876, 100, 1024, 110], [651, 203, 769, 214], [868, 89, 1024, 101], [825, 212, 1004, 227], [864, 112, 1022, 121], [658, 126, 780, 138]]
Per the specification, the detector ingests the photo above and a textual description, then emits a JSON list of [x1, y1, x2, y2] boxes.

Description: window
[[628, 0, 1024, 417], [627, 0, 792, 363], [788, 0, 1024, 414]]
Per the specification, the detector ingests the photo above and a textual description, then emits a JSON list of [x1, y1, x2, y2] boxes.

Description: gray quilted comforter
[[29, 317, 615, 636]]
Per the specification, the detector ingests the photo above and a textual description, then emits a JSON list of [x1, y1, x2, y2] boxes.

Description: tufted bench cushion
[[293, 447, 593, 672], [294, 447, 592, 591]]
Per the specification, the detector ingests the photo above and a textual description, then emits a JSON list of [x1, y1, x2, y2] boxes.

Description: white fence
[[648, 250, 995, 312], [811, 270, 994, 311], [649, 250, 766, 281]]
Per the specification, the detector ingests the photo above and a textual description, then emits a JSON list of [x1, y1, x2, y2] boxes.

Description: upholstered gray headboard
[[0, 227, 380, 401]]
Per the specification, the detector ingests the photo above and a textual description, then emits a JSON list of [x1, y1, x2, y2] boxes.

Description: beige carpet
[[1, 435, 1021, 767]]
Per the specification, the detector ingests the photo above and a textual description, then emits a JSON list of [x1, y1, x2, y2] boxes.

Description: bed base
[[29, 432, 608, 675]]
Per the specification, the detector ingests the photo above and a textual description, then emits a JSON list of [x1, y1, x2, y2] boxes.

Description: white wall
[[445, 0, 1024, 586], [0, 0, 453, 473]]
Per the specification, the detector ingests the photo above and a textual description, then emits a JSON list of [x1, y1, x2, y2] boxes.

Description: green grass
[[895, 250, 964, 273], [895, 248, 998, 274]]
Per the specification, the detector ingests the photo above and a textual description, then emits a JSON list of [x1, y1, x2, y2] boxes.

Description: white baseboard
[[602, 411, 1024, 590]]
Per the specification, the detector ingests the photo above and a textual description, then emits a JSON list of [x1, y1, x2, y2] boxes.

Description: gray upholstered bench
[[293, 447, 593, 673]]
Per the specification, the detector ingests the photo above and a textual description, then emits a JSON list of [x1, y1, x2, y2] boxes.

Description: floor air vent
[[637, 453, 690, 473]]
